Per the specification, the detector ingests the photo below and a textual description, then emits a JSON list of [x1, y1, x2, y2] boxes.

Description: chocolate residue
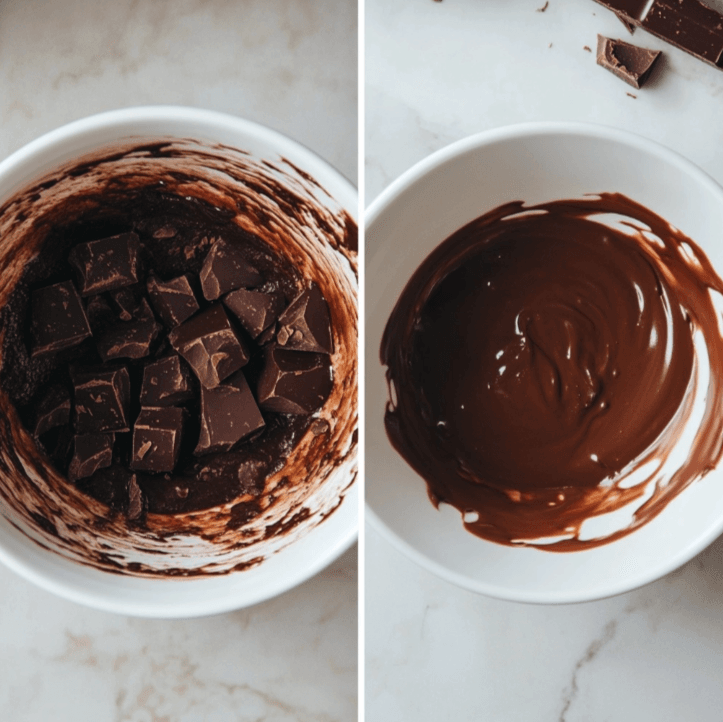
[[0, 138, 357, 576], [382, 193, 723, 551]]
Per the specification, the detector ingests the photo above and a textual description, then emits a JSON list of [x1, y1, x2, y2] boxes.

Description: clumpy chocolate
[[1, 190, 334, 519]]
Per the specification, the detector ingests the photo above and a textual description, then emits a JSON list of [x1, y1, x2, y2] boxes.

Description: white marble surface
[[366, 0, 723, 720], [0, 1, 357, 721]]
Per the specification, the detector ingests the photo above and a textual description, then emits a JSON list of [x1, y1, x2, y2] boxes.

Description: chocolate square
[[140, 355, 194, 406], [199, 239, 263, 300], [68, 232, 141, 296], [31, 280, 92, 357], [72, 365, 131, 434], [68, 433, 114, 481], [276, 284, 333, 354], [224, 288, 285, 339], [131, 406, 186, 473], [195, 370, 265, 455], [168, 304, 250, 388], [147, 275, 200, 328], [596, 35, 661, 88]]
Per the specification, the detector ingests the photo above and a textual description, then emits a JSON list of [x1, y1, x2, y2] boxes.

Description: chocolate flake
[[131, 406, 185, 473], [596, 34, 662, 87], [68, 232, 141, 296], [140, 355, 194, 406], [72, 365, 131, 434], [276, 284, 333, 354], [68, 433, 114, 481], [224, 288, 285, 339], [147, 275, 200, 327], [199, 239, 263, 300], [31, 281, 92, 356]]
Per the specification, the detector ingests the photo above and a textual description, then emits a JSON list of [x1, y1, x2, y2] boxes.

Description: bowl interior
[[366, 124, 723, 603]]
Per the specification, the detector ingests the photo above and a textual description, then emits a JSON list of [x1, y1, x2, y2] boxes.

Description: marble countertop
[[0, 1, 357, 721], [365, 1, 723, 720]]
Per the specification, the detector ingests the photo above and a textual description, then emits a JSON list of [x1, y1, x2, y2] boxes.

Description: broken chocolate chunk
[[131, 406, 185, 473], [109, 287, 155, 322], [31, 280, 92, 356], [195, 370, 265, 455], [276, 284, 333, 354], [96, 317, 162, 361], [85, 294, 116, 332], [257, 344, 333, 414], [34, 385, 72, 438], [224, 288, 285, 339], [140, 355, 194, 406], [126, 473, 145, 520], [168, 304, 250, 388], [72, 365, 131, 434], [596, 35, 661, 87], [199, 239, 263, 300], [68, 232, 141, 296], [68, 433, 114, 481], [147, 275, 200, 327]]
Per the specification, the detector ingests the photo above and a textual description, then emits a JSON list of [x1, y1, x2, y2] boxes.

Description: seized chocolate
[[96, 317, 161, 361], [31, 281, 92, 356], [593, 0, 723, 68], [196, 370, 265, 455], [199, 239, 263, 301], [131, 406, 185, 473], [72, 365, 131, 434], [34, 385, 71, 438], [147, 275, 199, 327], [276, 285, 333, 354], [257, 345, 333, 414], [68, 433, 114, 481], [596, 34, 662, 87], [140, 355, 193, 406], [224, 288, 285, 339], [169, 304, 249, 388], [68, 232, 141, 296]]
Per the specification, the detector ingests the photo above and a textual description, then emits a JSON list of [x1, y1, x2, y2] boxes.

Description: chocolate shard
[[34, 385, 72, 438], [126, 473, 146, 521], [195, 370, 265, 455], [72, 365, 131, 434], [140, 355, 194, 406], [131, 406, 185, 473], [31, 280, 92, 356], [199, 239, 263, 300], [147, 275, 200, 328], [224, 288, 285, 339], [168, 304, 250, 388], [596, 34, 662, 87], [276, 284, 333, 354], [257, 344, 333, 414], [68, 433, 115, 481], [109, 287, 155, 322], [96, 317, 162, 361], [68, 232, 141, 296]]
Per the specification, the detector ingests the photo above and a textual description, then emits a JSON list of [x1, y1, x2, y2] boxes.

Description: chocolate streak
[[382, 194, 723, 551], [0, 139, 357, 576]]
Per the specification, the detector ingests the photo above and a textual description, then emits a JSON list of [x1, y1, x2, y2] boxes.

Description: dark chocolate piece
[[85, 294, 116, 331], [31, 281, 92, 356], [131, 406, 185, 473], [110, 287, 155, 322], [34, 385, 72, 438], [596, 34, 662, 87], [126, 473, 145, 520], [257, 345, 333, 414], [224, 288, 285, 339], [168, 304, 249, 388], [199, 239, 263, 300], [68, 232, 141, 296], [96, 317, 162, 361], [147, 275, 199, 327], [276, 285, 333, 354], [72, 365, 131, 434], [140, 355, 194, 406], [195, 370, 265, 455], [256, 322, 277, 346], [68, 433, 114, 481]]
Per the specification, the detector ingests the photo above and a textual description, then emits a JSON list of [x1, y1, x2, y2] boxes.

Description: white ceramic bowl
[[0, 106, 358, 617], [366, 122, 723, 604]]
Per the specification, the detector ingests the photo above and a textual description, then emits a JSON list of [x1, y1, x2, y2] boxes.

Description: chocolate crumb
[[584, 45, 592, 52], [538, 1, 549, 11]]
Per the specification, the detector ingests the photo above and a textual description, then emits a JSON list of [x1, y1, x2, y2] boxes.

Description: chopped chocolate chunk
[[596, 34, 662, 87], [224, 288, 285, 339], [257, 345, 333, 414], [169, 304, 250, 388], [34, 385, 72, 438], [276, 284, 333, 354], [126, 473, 145, 520], [68, 232, 141, 296], [31, 280, 92, 356], [109, 287, 155, 322], [96, 317, 162, 361], [68, 433, 114, 481], [85, 294, 115, 331], [147, 275, 199, 327], [140, 355, 194, 406], [195, 370, 265, 455], [131, 406, 185, 473], [199, 239, 263, 300], [72, 365, 131, 434]]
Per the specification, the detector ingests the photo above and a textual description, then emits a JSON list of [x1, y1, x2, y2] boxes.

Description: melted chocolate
[[382, 194, 723, 550]]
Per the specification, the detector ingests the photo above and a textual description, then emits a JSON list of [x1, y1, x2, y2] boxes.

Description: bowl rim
[[0, 105, 358, 617], [365, 120, 723, 605]]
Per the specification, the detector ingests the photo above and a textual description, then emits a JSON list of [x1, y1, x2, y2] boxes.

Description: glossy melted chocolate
[[382, 194, 723, 550]]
